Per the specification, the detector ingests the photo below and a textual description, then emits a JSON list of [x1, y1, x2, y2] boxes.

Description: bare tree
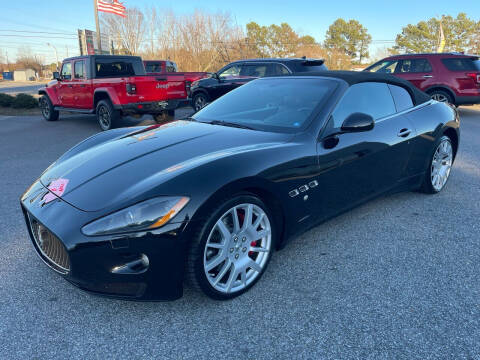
[[16, 46, 44, 76], [101, 8, 146, 55]]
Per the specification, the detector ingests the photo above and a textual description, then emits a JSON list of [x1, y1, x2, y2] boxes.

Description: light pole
[[47, 43, 59, 71]]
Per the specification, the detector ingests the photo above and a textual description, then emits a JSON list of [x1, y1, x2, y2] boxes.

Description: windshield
[[193, 78, 337, 133]]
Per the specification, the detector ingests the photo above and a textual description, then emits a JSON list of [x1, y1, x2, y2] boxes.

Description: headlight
[[81, 197, 189, 236]]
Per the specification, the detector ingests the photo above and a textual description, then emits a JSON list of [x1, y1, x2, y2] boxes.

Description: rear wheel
[[420, 135, 454, 194], [430, 90, 454, 105], [153, 110, 175, 124], [39, 95, 59, 121], [96, 99, 120, 131], [187, 194, 275, 300]]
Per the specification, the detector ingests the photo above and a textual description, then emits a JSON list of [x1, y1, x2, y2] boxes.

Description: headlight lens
[[81, 197, 189, 236]]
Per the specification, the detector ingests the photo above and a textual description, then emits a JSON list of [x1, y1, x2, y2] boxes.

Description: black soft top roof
[[295, 70, 431, 106]]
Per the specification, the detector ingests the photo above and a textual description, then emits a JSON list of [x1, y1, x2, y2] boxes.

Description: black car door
[[313, 82, 416, 219], [211, 63, 246, 99]]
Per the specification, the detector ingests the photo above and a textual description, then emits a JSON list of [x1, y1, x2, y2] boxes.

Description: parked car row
[[37, 52, 480, 131], [37, 55, 328, 130]]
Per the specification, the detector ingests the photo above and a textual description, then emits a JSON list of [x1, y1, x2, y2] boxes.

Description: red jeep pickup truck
[[143, 60, 209, 94], [38, 55, 189, 130]]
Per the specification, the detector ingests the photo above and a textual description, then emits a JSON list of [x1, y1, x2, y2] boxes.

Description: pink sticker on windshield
[[42, 178, 69, 204]]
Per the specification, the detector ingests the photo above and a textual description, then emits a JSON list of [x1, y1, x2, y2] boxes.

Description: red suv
[[364, 53, 480, 106]]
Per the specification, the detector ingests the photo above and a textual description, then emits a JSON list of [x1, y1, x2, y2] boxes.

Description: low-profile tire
[[430, 90, 454, 105], [186, 194, 276, 300], [153, 110, 175, 124], [192, 92, 209, 112], [96, 99, 120, 131], [39, 95, 59, 121], [419, 135, 454, 194]]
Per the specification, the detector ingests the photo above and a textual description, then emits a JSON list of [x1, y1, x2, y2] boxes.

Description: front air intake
[[27, 214, 70, 274]]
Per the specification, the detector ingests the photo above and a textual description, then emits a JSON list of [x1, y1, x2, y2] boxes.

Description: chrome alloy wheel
[[431, 93, 448, 103], [98, 105, 111, 130], [203, 203, 272, 294], [40, 97, 50, 118], [194, 95, 207, 111], [431, 138, 453, 191]]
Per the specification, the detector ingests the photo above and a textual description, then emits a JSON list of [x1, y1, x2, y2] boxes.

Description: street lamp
[[46, 43, 59, 71]]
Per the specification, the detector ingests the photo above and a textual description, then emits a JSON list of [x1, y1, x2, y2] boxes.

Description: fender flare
[[38, 87, 60, 106], [93, 88, 121, 107]]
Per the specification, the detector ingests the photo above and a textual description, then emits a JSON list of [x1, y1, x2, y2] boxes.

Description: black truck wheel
[[96, 99, 120, 131], [39, 95, 59, 121]]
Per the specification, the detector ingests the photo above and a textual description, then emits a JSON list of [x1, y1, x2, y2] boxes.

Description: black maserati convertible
[[21, 71, 460, 300]]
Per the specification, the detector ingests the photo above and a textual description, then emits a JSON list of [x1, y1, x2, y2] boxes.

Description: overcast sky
[[1, 0, 479, 63]]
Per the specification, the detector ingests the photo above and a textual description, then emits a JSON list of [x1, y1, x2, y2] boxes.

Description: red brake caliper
[[249, 240, 259, 257]]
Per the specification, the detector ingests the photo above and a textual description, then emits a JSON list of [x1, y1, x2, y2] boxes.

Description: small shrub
[[12, 93, 38, 109], [0, 93, 14, 107]]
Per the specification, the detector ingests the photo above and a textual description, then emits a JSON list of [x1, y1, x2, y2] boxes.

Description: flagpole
[[94, 0, 102, 54]]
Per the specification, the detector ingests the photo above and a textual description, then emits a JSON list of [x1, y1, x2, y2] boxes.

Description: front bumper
[[20, 179, 189, 301], [115, 99, 191, 115]]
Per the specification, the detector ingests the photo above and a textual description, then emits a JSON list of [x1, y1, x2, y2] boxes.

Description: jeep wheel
[[39, 95, 59, 121], [96, 99, 120, 131]]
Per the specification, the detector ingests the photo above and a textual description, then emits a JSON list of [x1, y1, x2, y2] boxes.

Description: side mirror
[[53, 72, 61, 81], [341, 112, 374, 133], [212, 72, 219, 80]]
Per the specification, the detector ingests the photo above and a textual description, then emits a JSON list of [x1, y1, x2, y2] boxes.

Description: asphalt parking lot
[[0, 108, 479, 359]]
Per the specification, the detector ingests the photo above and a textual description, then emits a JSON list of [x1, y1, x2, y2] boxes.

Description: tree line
[[100, 9, 480, 72], [1, 10, 479, 74]]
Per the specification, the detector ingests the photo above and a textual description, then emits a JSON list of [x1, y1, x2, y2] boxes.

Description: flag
[[97, 0, 126, 17]]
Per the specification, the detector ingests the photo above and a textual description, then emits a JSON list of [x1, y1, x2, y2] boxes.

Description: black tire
[[153, 110, 175, 124], [430, 90, 454, 105], [96, 99, 120, 131], [419, 135, 453, 194], [192, 92, 209, 112], [39, 95, 59, 121], [186, 193, 276, 300]]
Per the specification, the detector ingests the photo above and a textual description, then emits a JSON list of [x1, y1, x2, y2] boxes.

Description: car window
[[365, 60, 399, 74], [61, 62, 72, 80], [330, 82, 396, 128], [398, 59, 432, 73], [193, 78, 337, 133], [240, 64, 268, 77], [388, 84, 413, 112], [74, 61, 85, 79], [441, 58, 480, 71], [273, 64, 290, 75], [96, 61, 135, 78], [218, 65, 242, 79], [145, 62, 163, 73]]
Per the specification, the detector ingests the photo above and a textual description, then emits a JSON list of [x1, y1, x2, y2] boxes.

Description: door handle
[[423, 75, 433, 78], [80, 84, 86, 87], [397, 128, 412, 138]]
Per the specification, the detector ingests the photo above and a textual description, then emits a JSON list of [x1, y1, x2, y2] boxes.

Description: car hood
[[40, 120, 291, 212]]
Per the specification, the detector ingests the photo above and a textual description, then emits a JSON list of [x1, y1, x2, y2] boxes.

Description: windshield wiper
[[208, 120, 255, 130]]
